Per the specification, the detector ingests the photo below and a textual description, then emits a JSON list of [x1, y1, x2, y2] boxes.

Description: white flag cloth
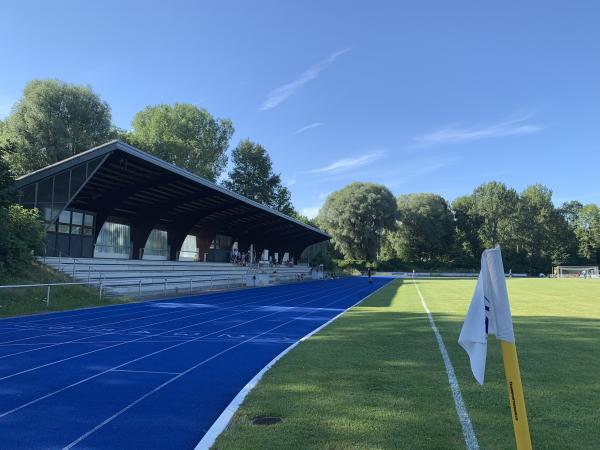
[[458, 246, 515, 384]]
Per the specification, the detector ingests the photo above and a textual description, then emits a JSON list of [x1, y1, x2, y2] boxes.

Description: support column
[[196, 228, 217, 262], [167, 229, 189, 261], [131, 221, 155, 260]]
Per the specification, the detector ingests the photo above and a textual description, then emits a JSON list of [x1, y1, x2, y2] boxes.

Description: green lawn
[[0, 262, 133, 318], [214, 277, 600, 450]]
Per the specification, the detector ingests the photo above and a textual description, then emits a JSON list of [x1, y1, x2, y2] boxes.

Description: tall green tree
[[318, 182, 396, 261], [558, 200, 584, 227], [573, 204, 600, 264], [0, 79, 112, 175], [471, 181, 520, 249], [452, 195, 483, 267], [0, 152, 45, 273], [128, 103, 234, 181], [222, 140, 295, 215], [391, 193, 454, 261], [518, 184, 575, 272]]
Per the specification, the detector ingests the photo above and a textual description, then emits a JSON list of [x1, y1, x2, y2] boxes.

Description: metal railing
[[0, 274, 251, 307]]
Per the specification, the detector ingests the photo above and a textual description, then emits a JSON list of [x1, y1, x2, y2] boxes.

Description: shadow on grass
[[215, 278, 600, 450]]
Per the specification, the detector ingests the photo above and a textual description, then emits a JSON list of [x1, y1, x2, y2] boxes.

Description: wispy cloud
[[381, 158, 457, 188], [260, 48, 351, 111], [284, 176, 297, 187], [293, 122, 323, 135], [413, 112, 542, 146], [309, 151, 384, 174], [301, 206, 321, 219]]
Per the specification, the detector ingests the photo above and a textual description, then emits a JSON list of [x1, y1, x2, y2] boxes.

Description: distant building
[[15, 140, 329, 262]]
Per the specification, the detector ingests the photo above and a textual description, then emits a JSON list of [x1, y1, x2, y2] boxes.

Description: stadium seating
[[40, 257, 313, 297]]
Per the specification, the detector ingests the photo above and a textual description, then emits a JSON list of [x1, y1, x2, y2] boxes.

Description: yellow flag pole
[[500, 340, 532, 450]]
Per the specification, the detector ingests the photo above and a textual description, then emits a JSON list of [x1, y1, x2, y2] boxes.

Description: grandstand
[[42, 257, 314, 297], [14, 140, 329, 295]]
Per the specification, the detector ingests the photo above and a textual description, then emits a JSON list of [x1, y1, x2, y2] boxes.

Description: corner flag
[[458, 246, 514, 384], [458, 245, 532, 450]]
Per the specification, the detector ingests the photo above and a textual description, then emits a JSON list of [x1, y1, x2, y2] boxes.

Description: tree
[[558, 200, 583, 227], [317, 182, 396, 261], [573, 204, 600, 264], [518, 184, 575, 272], [392, 193, 455, 261], [471, 181, 520, 249], [222, 139, 295, 215], [0, 151, 45, 273], [128, 103, 234, 181], [452, 195, 483, 267], [0, 79, 112, 175]]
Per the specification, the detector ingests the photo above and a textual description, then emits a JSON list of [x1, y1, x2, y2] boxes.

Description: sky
[[1, 1, 599, 218]]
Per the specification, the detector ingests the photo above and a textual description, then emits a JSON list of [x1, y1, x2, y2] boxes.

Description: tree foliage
[[390, 193, 454, 261], [0, 154, 45, 273], [0, 79, 112, 175], [0, 205, 45, 273], [222, 139, 295, 215], [318, 182, 396, 261], [572, 204, 600, 264], [127, 103, 234, 181]]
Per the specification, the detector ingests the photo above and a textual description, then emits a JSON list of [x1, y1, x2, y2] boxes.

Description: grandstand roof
[[15, 140, 329, 250]]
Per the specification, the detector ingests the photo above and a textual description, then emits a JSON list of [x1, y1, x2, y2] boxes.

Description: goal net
[[555, 266, 599, 278]]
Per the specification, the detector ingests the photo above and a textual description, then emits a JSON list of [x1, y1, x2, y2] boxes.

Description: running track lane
[[0, 277, 391, 449]]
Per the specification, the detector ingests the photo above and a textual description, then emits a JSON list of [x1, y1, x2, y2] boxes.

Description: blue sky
[[1, 1, 599, 217]]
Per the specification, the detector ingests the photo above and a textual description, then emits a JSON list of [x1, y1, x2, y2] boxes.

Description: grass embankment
[[0, 262, 131, 318], [214, 278, 600, 450]]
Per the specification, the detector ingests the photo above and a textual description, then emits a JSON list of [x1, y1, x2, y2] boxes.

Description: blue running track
[[0, 276, 390, 449]]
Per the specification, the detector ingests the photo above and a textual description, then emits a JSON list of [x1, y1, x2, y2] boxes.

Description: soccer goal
[[555, 266, 599, 278]]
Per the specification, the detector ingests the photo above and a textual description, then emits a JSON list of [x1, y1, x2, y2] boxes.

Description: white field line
[[66, 280, 386, 450], [195, 279, 393, 450], [414, 281, 480, 450]]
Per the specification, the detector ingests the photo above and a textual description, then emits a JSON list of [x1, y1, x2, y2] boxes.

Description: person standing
[[367, 268, 373, 284]]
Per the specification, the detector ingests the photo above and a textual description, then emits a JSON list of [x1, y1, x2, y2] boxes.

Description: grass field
[[214, 277, 600, 450], [0, 262, 132, 318]]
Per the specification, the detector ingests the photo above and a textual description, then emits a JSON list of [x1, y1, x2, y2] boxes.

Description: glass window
[[37, 178, 53, 204], [95, 222, 131, 257], [58, 210, 71, 224], [71, 211, 83, 226], [87, 157, 103, 176], [83, 214, 94, 227], [58, 224, 70, 234], [70, 164, 87, 197], [53, 171, 70, 204], [144, 229, 168, 256], [83, 227, 93, 236], [20, 184, 36, 207], [71, 225, 82, 235]]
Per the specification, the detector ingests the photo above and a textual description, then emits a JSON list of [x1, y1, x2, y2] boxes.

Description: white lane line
[[112, 369, 181, 376], [195, 279, 392, 450], [0, 281, 359, 418], [0, 282, 350, 382], [414, 281, 480, 450], [0, 280, 337, 359], [63, 280, 386, 449], [3, 280, 314, 327], [0, 281, 313, 344]]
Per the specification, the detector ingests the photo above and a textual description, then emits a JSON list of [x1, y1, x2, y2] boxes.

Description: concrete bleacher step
[[39, 257, 312, 298]]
